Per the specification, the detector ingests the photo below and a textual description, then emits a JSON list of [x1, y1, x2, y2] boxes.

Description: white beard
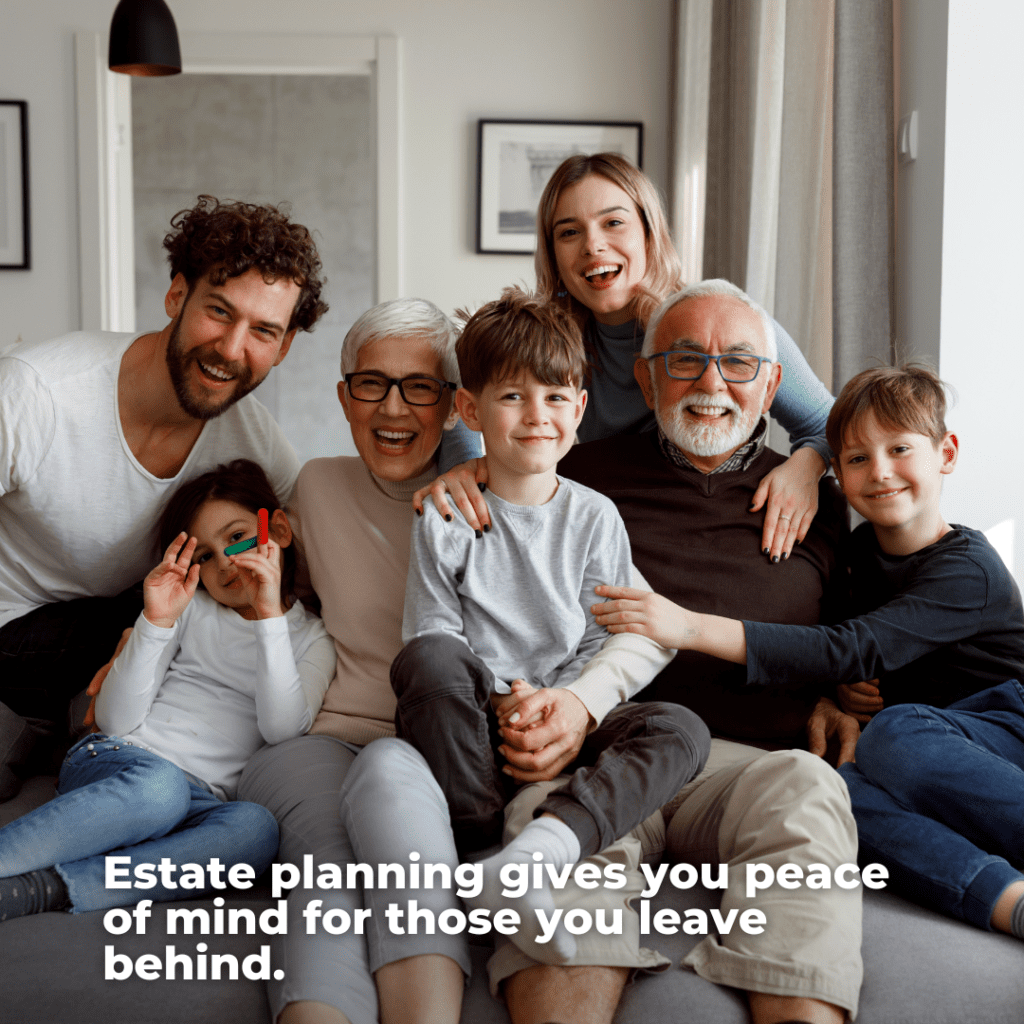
[[657, 385, 768, 458]]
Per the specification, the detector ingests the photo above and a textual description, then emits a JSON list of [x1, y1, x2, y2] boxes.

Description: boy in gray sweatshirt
[[391, 287, 710, 963]]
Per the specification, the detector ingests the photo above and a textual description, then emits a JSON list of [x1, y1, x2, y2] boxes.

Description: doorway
[[133, 72, 372, 461], [75, 31, 402, 461]]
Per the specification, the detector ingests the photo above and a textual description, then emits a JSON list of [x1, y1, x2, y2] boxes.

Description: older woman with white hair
[[239, 298, 475, 1024], [241, 297, 668, 1024]]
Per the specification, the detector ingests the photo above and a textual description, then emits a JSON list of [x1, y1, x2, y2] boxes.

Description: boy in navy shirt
[[593, 364, 1024, 939]]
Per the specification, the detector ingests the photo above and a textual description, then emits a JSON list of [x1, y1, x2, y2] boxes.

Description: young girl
[[0, 459, 334, 919]]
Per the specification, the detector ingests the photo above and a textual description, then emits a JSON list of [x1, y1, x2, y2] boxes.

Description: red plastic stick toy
[[257, 508, 269, 546]]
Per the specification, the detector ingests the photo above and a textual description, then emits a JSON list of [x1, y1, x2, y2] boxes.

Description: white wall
[[0, 0, 671, 346], [937, 0, 1024, 584], [898, 0, 1024, 585], [3, 0, 1018, 577]]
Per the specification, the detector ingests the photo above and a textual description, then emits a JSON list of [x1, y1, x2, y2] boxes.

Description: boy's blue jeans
[[840, 679, 1024, 930], [0, 735, 279, 913]]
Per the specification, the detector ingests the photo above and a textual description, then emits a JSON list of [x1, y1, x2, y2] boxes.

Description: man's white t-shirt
[[0, 331, 301, 630]]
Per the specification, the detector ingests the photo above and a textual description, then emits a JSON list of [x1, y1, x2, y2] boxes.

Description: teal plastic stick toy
[[224, 508, 269, 556]]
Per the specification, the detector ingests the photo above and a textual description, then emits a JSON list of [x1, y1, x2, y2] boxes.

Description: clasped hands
[[493, 680, 594, 783]]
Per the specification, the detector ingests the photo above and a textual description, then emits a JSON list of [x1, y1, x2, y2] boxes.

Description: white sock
[[466, 815, 581, 963], [1010, 891, 1024, 940]]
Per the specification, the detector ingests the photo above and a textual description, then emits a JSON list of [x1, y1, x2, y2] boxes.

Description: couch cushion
[[2, 882, 1022, 1023]]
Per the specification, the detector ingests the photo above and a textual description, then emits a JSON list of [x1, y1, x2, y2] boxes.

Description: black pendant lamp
[[108, 0, 182, 77]]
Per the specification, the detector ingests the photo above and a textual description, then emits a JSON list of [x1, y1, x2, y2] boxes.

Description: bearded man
[[571, 279, 849, 742], [0, 196, 327, 794], [553, 280, 863, 1024]]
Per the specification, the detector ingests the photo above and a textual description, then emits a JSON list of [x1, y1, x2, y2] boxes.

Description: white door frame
[[75, 30, 401, 332]]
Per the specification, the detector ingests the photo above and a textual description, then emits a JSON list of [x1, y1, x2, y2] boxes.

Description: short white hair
[[642, 279, 777, 361], [340, 298, 460, 383]]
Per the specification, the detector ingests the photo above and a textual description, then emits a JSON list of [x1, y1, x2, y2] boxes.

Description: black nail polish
[[763, 548, 770, 556], [772, 555, 779, 564], [444, 514, 452, 522], [475, 529, 482, 539], [483, 524, 491, 533], [749, 505, 757, 512], [782, 551, 790, 561], [415, 508, 422, 517], [478, 482, 487, 493]]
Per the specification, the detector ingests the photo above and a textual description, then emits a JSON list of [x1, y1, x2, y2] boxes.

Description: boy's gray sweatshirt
[[403, 477, 672, 723]]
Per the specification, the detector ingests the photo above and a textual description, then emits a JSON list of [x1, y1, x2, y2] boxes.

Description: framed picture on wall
[[0, 100, 29, 270], [476, 119, 643, 255]]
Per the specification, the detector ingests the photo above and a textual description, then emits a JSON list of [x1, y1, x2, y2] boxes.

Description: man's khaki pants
[[489, 738, 863, 1019]]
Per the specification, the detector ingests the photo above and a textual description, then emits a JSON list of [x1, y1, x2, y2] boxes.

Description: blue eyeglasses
[[646, 350, 773, 383]]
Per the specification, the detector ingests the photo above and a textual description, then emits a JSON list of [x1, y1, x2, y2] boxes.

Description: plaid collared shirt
[[657, 416, 769, 474]]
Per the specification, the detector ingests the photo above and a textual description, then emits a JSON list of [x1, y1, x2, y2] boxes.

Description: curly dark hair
[[163, 195, 329, 332]]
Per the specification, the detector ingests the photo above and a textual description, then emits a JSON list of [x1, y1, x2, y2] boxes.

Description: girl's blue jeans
[[0, 734, 279, 913], [839, 679, 1024, 930]]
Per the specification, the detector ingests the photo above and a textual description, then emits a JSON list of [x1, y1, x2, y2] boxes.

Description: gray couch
[[2, 775, 1022, 1024]]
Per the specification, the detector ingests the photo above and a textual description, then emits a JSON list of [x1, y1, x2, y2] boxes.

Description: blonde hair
[[534, 153, 684, 329]]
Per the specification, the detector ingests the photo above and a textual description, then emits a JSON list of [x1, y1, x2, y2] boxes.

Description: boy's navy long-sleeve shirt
[[744, 523, 1024, 708]]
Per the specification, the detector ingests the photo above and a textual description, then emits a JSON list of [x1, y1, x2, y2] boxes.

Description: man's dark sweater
[[744, 523, 1024, 709], [559, 429, 848, 743]]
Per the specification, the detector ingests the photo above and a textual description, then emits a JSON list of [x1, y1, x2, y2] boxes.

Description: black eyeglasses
[[344, 372, 457, 406], [646, 350, 773, 383]]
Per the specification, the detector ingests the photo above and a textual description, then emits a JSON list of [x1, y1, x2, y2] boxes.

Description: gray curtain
[[832, 0, 896, 387], [696, 0, 835, 391], [672, 0, 895, 395], [701, 0, 757, 293]]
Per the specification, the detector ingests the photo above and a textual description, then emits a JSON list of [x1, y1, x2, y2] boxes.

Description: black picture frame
[[0, 100, 30, 270], [476, 118, 644, 256]]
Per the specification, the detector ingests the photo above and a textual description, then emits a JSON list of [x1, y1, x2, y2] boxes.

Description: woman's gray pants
[[239, 735, 471, 1024]]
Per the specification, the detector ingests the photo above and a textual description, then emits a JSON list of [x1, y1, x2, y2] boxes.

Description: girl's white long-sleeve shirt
[[95, 590, 335, 799]]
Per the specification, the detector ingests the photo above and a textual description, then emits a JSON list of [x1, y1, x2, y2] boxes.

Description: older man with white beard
[[557, 280, 864, 1024]]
